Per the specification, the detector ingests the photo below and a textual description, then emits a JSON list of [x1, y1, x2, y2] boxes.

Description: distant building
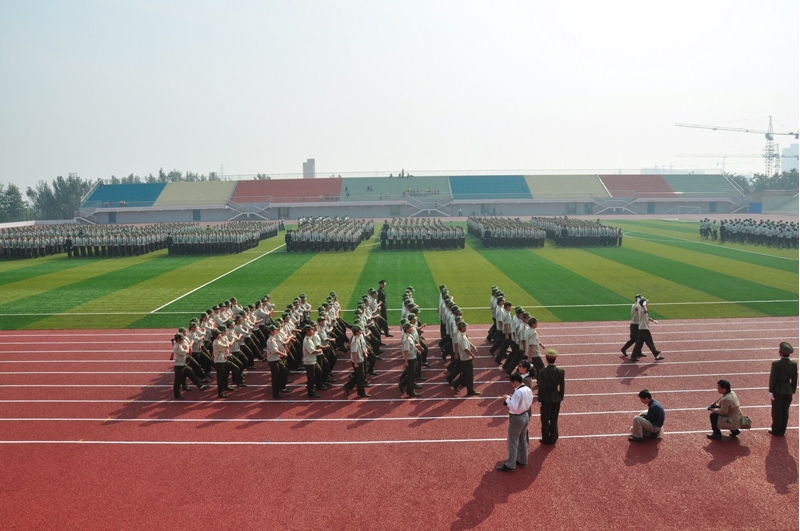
[[303, 158, 316, 179], [782, 144, 799, 173]]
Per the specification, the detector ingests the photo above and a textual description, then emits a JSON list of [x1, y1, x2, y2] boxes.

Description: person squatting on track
[[769, 342, 797, 437], [628, 389, 665, 442], [707, 379, 743, 440], [496, 373, 534, 472]]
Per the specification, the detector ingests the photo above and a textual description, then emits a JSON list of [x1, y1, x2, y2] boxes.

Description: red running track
[[0, 317, 797, 530]]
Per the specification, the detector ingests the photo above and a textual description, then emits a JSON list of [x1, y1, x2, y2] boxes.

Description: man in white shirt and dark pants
[[497, 373, 534, 471]]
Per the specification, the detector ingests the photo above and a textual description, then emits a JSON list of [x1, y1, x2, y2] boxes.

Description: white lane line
[[149, 243, 286, 314], [0, 427, 794, 446], [0, 404, 791, 422], [0, 386, 772, 395], [0, 357, 783, 367], [624, 231, 800, 261]]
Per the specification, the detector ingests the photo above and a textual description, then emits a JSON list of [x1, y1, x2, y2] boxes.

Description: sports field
[[0, 219, 796, 331]]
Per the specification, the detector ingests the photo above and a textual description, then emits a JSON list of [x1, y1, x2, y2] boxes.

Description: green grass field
[[0, 220, 796, 330]]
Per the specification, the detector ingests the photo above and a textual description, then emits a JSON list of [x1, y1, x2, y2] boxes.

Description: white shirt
[[507, 383, 534, 415]]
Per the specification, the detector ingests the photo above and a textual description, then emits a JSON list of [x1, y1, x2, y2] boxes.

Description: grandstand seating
[[230, 179, 342, 204], [153, 182, 238, 206], [599, 175, 674, 198], [82, 183, 167, 208], [661, 174, 741, 197], [762, 195, 799, 213], [339, 176, 451, 202], [524, 175, 610, 199], [449, 175, 531, 200]]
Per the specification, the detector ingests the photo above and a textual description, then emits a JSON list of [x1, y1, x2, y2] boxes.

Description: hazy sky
[[1, 0, 798, 191]]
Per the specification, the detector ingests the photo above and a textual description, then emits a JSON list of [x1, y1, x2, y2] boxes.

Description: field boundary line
[[149, 243, 286, 314]]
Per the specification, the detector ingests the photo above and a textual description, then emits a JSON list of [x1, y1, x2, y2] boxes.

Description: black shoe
[[364, 383, 373, 388], [385, 333, 394, 337], [452, 385, 461, 394], [343, 386, 350, 397], [367, 371, 377, 376], [308, 392, 321, 398], [620, 348, 628, 357], [218, 393, 228, 398], [495, 464, 514, 472], [174, 395, 184, 399], [415, 377, 428, 382], [406, 392, 421, 398], [467, 391, 481, 396], [236, 383, 248, 388], [225, 386, 235, 391], [654, 354, 665, 361], [358, 393, 371, 398], [281, 388, 291, 393], [768, 429, 784, 436], [515, 461, 527, 468], [198, 385, 208, 391], [374, 357, 383, 362], [628, 436, 644, 442], [273, 394, 284, 399], [422, 363, 431, 368], [729, 430, 740, 437], [413, 384, 423, 389], [707, 433, 722, 440]]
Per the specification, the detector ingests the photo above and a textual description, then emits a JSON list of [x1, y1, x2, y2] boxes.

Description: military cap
[[302, 325, 313, 332], [780, 342, 794, 355], [378, 280, 386, 285], [352, 325, 362, 332], [457, 320, 467, 328], [545, 347, 559, 358]]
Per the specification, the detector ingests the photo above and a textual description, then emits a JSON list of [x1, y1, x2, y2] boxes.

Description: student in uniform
[[171, 333, 207, 399]]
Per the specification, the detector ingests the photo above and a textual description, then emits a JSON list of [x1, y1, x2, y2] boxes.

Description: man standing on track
[[496, 373, 534, 472], [621, 294, 642, 357], [769, 342, 797, 436], [537, 348, 565, 445], [452, 321, 481, 396]]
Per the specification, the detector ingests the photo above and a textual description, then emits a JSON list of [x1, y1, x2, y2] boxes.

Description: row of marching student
[[168, 288, 393, 400]]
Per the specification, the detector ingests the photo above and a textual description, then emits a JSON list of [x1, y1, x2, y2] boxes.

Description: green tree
[[27, 173, 92, 220], [723, 172, 751, 193], [2, 183, 27, 221]]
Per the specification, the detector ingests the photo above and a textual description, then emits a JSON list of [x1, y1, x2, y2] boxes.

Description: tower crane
[[675, 117, 798, 177]]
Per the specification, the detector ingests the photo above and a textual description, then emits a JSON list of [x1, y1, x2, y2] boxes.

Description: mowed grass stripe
[[530, 246, 764, 320], [424, 239, 558, 326], [350, 244, 439, 324], [9, 255, 203, 329], [34, 243, 284, 330], [0, 256, 89, 286], [0, 253, 160, 307], [584, 246, 794, 316], [622, 237, 798, 293], [617, 219, 701, 237], [270, 240, 375, 316], [471, 245, 626, 322]]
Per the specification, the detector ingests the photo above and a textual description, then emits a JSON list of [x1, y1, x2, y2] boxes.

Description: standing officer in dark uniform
[[769, 342, 797, 436], [284, 229, 293, 252], [537, 347, 565, 445], [377, 279, 391, 337]]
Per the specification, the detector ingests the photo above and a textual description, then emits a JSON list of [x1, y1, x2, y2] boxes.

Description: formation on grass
[[0, 220, 795, 330]]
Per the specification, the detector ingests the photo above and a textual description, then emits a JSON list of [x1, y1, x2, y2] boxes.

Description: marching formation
[[167, 221, 279, 255], [700, 218, 798, 248], [379, 218, 465, 250], [467, 217, 545, 248], [284, 217, 373, 252], [530, 216, 623, 247]]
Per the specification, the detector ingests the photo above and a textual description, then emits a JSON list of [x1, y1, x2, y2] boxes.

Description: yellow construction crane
[[676, 117, 798, 176]]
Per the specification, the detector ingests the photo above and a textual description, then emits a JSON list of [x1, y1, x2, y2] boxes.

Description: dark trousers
[[402, 359, 418, 395], [622, 324, 639, 352], [344, 362, 367, 395], [173, 366, 202, 397], [268, 360, 288, 397], [304, 364, 317, 395], [771, 393, 793, 435], [710, 412, 721, 435], [214, 362, 228, 396], [540, 401, 561, 444], [453, 358, 474, 393], [631, 329, 657, 358]]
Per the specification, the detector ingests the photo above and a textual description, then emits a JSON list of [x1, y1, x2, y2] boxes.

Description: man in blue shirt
[[629, 389, 665, 442]]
